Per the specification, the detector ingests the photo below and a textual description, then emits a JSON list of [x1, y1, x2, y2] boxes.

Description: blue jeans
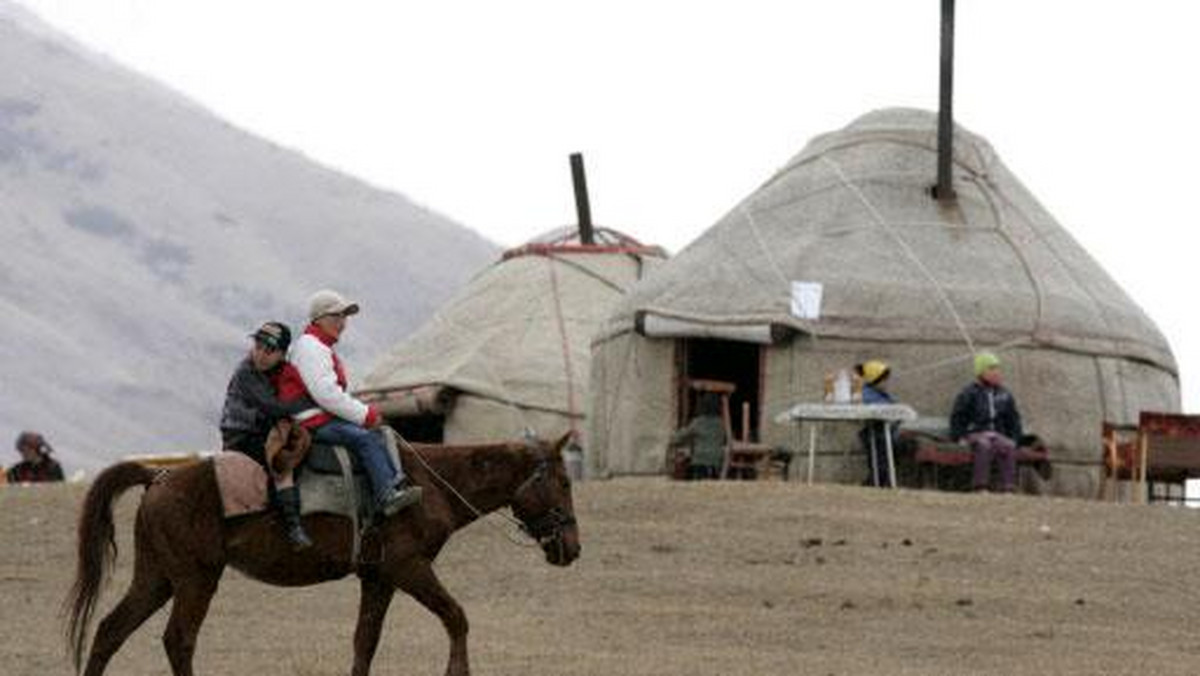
[[312, 419, 403, 502]]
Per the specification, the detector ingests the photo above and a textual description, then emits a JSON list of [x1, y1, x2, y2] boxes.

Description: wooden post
[[719, 394, 733, 479], [741, 402, 751, 443]]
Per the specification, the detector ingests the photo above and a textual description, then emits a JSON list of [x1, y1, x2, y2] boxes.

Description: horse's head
[[510, 433, 581, 566]]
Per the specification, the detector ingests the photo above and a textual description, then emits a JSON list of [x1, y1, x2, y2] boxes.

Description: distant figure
[[950, 352, 1023, 493], [8, 431, 65, 483], [855, 360, 899, 487], [220, 321, 313, 549], [669, 392, 727, 480]]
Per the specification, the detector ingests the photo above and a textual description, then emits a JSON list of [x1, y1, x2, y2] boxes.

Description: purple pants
[[966, 431, 1016, 491]]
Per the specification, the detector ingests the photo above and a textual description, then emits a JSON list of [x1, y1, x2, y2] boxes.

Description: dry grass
[[3, 477, 1200, 675]]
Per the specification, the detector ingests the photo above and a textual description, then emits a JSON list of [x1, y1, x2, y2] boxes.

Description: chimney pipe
[[935, 0, 956, 202], [569, 153, 595, 244]]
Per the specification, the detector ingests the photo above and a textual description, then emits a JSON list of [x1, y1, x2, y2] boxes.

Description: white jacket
[[282, 330, 371, 427]]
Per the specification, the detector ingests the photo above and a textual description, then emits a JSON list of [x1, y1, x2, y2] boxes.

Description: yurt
[[587, 108, 1178, 495], [359, 227, 666, 449]]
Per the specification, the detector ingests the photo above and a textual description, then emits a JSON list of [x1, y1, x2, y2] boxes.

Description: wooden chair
[[1097, 422, 1139, 502], [1135, 412, 1200, 505], [684, 379, 780, 480], [726, 401, 783, 479]]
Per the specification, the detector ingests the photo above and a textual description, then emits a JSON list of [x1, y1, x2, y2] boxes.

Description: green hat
[[974, 352, 1001, 377]]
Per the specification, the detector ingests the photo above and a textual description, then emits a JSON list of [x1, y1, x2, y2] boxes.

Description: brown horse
[[65, 435, 580, 676]]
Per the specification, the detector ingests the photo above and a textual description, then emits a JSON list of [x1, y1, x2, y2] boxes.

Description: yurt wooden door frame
[[674, 338, 765, 443]]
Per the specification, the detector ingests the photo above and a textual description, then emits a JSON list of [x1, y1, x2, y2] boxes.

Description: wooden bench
[[1134, 412, 1200, 505], [903, 430, 1051, 492]]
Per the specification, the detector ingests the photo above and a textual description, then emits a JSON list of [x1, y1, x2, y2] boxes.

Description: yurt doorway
[[676, 338, 763, 442], [388, 415, 446, 444]]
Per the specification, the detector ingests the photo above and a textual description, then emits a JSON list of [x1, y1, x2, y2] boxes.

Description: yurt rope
[[725, 152, 1053, 383], [739, 202, 792, 292], [544, 254, 580, 438], [818, 155, 977, 356]]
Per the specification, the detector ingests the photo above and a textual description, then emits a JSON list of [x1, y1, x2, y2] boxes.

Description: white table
[[773, 402, 918, 488]]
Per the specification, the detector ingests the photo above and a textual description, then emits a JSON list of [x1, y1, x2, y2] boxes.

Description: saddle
[[295, 426, 409, 563], [214, 424, 409, 565]]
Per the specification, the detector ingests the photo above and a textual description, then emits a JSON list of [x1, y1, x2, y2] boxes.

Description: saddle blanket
[[213, 452, 270, 517], [212, 450, 371, 521]]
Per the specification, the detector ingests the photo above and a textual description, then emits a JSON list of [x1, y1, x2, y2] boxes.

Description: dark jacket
[[950, 380, 1023, 441], [219, 356, 305, 464], [6, 456, 64, 483], [670, 415, 727, 470]]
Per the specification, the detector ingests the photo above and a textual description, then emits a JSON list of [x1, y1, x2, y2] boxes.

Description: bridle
[[512, 459, 577, 552], [406, 441, 575, 553]]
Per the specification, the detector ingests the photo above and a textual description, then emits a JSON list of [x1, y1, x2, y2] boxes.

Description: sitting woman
[[669, 393, 727, 480]]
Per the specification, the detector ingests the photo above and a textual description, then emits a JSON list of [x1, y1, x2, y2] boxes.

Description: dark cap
[[15, 431, 46, 452], [250, 321, 292, 352]]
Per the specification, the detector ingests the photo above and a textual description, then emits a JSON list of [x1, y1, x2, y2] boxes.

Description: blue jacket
[[949, 380, 1023, 441], [862, 384, 893, 405]]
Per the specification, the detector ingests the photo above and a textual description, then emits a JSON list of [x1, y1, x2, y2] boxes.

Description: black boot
[[276, 486, 313, 551]]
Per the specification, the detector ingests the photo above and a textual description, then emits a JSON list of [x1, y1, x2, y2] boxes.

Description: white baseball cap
[[308, 289, 360, 321]]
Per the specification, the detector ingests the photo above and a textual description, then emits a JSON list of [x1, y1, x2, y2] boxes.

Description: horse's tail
[[64, 461, 159, 673]]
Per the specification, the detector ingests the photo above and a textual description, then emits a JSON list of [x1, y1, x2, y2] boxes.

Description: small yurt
[[587, 109, 1178, 495], [359, 227, 665, 448]]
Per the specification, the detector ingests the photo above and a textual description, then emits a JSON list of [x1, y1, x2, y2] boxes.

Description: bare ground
[[3, 477, 1200, 676]]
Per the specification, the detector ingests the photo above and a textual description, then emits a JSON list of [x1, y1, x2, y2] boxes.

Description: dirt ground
[[3, 477, 1200, 676]]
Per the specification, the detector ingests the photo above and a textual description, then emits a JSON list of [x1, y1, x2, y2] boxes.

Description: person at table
[[855, 360, 900, 487], [950, 352, 1023, 493], [669, 392, 726, 480]]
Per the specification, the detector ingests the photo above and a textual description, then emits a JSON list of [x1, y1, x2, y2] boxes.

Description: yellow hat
[[974, 352, 1001, 377], [856, 360, 890, 386]]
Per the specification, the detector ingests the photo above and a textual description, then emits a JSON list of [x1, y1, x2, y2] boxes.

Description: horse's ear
[[553, 432, 573, 453]]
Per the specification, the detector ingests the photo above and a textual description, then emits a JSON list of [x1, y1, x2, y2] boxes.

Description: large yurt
[[587, 108, 1178, 495], [359, 227, 666, 448]]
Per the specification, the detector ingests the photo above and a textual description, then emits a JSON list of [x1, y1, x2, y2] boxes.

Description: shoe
[[377, 484, 423, 517], [284, 523, 314, 551]]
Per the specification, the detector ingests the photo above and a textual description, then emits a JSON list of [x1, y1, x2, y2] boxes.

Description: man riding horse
[[277, 289, 422, 516]]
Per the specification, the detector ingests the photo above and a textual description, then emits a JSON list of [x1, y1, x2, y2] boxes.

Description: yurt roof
[[359, 227, 667, 414], [601, 108, 1174, 375]]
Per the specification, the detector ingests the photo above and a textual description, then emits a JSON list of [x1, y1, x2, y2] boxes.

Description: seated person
[[220, 321, 313, 550], [855, 360, 900, 487], [278, 290, 422, 517], [7, 431, 65, 483], [950, 352, 1023, 493], [669, 393, 726, 480]]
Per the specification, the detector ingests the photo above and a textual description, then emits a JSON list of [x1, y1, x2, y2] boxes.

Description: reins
[[400, 437, 546, 549]]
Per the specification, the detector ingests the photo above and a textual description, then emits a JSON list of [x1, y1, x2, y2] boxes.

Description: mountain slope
[[0, 4, 498, 471]]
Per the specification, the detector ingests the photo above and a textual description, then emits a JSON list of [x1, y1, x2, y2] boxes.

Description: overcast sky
[[17, 1, 1200, 408]]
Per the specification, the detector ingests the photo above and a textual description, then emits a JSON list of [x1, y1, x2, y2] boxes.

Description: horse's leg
[[396, 561, 470, 676], [83, 574, 172, 676], [162, 570, 222, 676], [351, 575, 396, 676]]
